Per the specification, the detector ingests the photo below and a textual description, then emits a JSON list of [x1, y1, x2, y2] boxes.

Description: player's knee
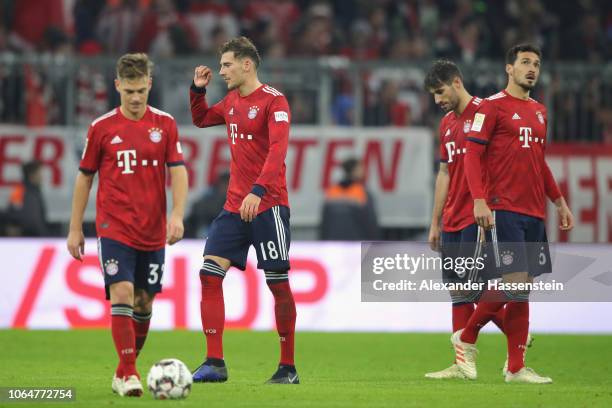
[[200, 258, 229, 280], [449, 289, 481, 305], [502, 289, 530, 301], [134, 290, 154, 314], [109, 281, 134, 305], [264, 270, 289, 286]]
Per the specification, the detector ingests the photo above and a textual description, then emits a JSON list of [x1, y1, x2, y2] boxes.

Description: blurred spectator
[[562, 13, 610, 62], [132, 0, 198, 57], [96, 0, 146, 54], [187, 0, 239, 54], [365, 79, 410, 126], [292, 2, 342, 56], [5, 161, 49, 237], [320, 158, 380, 241], [185, 171, 230, 238], [73, 0, 107, 49], [241, 0, 301, 54], [332, 74, 355, 125], [7, 0, 66, 52]]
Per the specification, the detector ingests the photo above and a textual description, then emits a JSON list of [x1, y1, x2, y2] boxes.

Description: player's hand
[[474, 199, 494, 230], [167, 212, 184, 245], [194, 66, 212, 88], [557, 202, 574, 231], [240, 193, 261, 222], [67, 230, 85, 261], [428, 223, 441, 252]]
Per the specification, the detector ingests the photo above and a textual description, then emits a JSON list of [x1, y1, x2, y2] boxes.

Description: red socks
[[491, 305, 506, 334], [505, 302, 529, 373], [133, 311, 152, 357], [452, 303, 475, 332], [200, 273, 225, 359], [460, 295, 506, 344], [111, 304, 137, 378], [267, 280, 297, 366]]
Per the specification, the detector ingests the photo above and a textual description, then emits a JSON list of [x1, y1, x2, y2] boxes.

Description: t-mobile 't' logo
[[230, 123, 238, 145], [519, 127, 533, 148], [229, 123, 253, 145], [117, 150, 137, 174]]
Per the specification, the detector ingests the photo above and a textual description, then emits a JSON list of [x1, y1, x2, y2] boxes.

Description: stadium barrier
[[0, 125, 432, 228], [2, 126, 612, 241], [1, 239, 611, 333]]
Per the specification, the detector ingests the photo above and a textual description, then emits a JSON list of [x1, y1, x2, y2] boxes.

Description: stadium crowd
[[0, 0, 609, 61]]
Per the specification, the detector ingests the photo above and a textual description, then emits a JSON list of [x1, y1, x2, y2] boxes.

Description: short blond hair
[[116, 53, 153, 80]]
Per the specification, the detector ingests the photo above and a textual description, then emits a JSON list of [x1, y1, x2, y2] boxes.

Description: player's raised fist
[[194, 66, 212, 88]]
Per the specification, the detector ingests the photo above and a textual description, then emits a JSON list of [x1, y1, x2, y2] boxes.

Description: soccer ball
[[147, 358, 193, 399]]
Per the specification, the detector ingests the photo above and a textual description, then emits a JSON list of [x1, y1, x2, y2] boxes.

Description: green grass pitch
[[1, 330, 611, 407]]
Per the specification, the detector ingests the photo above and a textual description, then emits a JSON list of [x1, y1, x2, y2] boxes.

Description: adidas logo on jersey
[[512, 113, 521, 120], [444, 129, 451, 137], [229, 107, 234, 115], [110, 135, 123, 144]]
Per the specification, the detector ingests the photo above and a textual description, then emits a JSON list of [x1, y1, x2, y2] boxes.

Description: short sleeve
[[79, 125, 102, 174]]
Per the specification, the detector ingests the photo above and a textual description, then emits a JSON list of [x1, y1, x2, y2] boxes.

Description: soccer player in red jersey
[[189, 37, 298, 384], [423, 60, 506, 379], [66, 53, 188, 396], [453, 44, 574, 383]]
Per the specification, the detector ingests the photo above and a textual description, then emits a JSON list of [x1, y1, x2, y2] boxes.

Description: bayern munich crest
[[148, 127, 163, 143], [536, 111, 544, 124], [501, 250, 514, 266], [104, 259, 119, 276], [248, 106, 259, 119], [463, 120, 472, 133]]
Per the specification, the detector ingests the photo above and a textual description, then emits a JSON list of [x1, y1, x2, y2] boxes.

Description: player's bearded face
[[432, 84, 458, 112], [115, 76, 151, 117], [509, 52, 541, 91]]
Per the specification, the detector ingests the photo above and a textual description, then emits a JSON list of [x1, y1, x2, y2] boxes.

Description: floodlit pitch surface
[[1, 330, 611, 407]]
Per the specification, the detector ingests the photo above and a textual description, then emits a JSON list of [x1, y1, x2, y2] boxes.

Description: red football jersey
[[466, 90, 558, 219], [190, 83, 290, 213], [439, 96, 482, 232], [79, 106, 185, 250]]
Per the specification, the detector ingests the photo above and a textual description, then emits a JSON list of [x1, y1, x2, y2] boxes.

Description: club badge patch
[[149, 128, 163, 143], [536, 111, 544, 124], [248, 106, 259, 119], [501, 250, 514, 266], [104, 259, 119, 276]]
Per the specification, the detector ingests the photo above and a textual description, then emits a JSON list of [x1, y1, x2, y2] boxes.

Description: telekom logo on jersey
[[519, 127, 534, 148], [447, 127, 535, 161], [229, 123, 253, 145], [117, 150, 159, 174]]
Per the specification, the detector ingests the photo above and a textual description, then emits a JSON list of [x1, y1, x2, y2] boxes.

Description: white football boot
[[425, 364, 467, 379], [505, 367, 552, 384], [450, 329, 478, 380], [111, 375, 123, 394], [121, 375, 143, 397]]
